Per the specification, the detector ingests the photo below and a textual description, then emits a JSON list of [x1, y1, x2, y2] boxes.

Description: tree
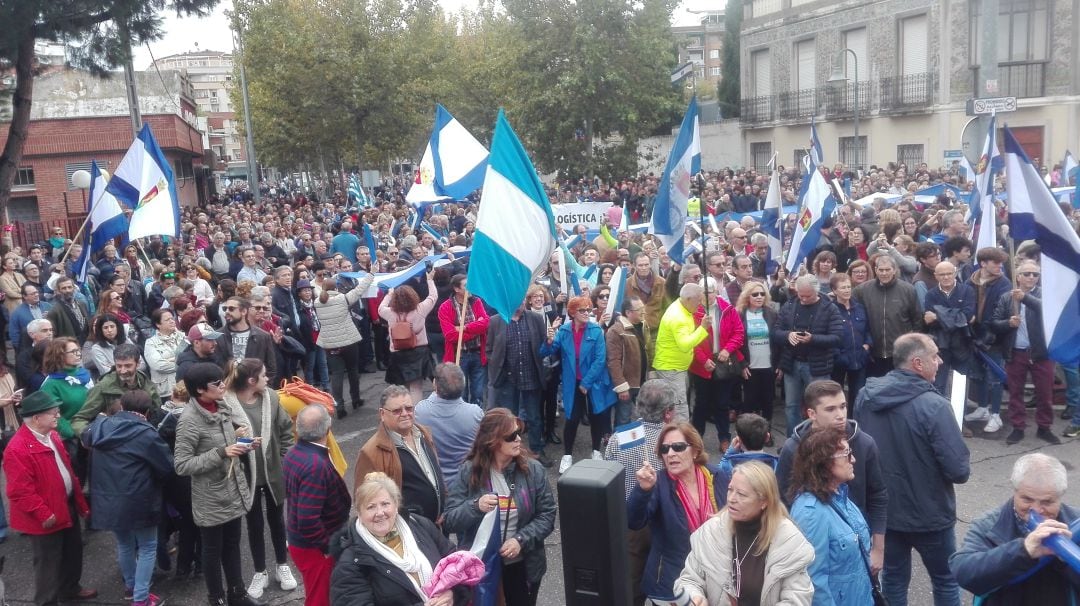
[[717, 0, 741, 118], [0, 0, 220, 226]]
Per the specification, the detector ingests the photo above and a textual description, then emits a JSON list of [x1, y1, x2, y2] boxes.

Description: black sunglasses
[[503, 429, 523, 443], [659, 441, 690, 455]]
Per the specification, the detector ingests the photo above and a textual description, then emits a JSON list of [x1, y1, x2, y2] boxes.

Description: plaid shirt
[[602, 420, 665, 500], [505, 316, 541, 391]]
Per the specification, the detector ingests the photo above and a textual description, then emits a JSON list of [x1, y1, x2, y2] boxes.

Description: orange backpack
[[277, 376, 347, 476]]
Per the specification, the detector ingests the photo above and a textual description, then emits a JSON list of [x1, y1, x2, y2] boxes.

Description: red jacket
[[3, 424, 89, 535], [690, 296, 746, 380], [437, 296, 490, 364]]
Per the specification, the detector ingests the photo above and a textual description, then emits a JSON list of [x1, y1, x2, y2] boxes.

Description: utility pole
[[232, 18, 261, 203], [120, 24, 143, 139], [978, 0, 999, 139]]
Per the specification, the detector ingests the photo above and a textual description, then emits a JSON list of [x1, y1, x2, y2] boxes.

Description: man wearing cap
[[71, 343, 163, 437], [4, 390, 96, 604], [177, 323, 229, 384]]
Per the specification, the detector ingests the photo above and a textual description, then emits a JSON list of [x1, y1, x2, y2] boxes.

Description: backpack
[[277, 376, 348, 476], [390, 313, 417, 350]]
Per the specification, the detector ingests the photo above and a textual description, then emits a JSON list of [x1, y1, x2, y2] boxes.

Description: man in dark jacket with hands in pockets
[[855, 332, 970, 606]]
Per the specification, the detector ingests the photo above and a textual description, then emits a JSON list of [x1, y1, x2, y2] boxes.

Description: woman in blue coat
[[540, 295, 616, 474], [830, 273, 872, 413], [627, 422, 722, 601], [789, 426, 875, 606]]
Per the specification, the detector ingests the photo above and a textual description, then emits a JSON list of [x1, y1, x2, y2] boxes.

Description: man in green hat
[[3, 390, 96, 604]]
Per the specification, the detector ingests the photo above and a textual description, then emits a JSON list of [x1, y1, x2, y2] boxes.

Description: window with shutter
[[752, 49, 771, 97], [900, 15, 928, 76]]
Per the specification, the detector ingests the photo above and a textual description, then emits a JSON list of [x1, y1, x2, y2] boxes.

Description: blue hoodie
[[716, 447, 778, 507]]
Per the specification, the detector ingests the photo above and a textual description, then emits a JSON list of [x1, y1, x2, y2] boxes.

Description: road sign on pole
[[966, 96, 1017, 116]]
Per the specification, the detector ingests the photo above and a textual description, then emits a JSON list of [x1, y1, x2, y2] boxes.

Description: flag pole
[[454, 290, 468, 365], [58, 214, 94, 265]]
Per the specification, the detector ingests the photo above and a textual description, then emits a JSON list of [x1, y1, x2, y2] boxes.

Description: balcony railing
[[776, 88, 818, 120], [741, 96, 774, 124], [879, 73, 935, 112], [824, 80, 871, 118], [974, 61, 1046, 98]]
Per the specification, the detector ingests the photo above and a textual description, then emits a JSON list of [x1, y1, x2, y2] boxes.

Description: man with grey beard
[[46, 275, 90, 344]]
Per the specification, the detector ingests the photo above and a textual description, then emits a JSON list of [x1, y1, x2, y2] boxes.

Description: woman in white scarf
[[330, 472, 457, 606]]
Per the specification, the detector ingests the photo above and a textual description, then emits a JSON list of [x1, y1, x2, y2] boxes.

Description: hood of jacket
[[791, 418, 861, 442], [85, 411, 156, 451], [860, 369, 935, 412]]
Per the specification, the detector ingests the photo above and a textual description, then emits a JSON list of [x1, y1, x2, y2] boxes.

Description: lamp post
[[828, 48, 859, 171], [71, 169, 91, 213]]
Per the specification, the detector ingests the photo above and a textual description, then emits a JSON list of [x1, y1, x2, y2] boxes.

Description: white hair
[[1011, 453, 1067, 496]]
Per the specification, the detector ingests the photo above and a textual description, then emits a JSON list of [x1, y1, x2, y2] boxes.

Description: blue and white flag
[[406, 104, 489, 205], [786, 156, 834, 273], [1065, 151, 1080, 209], [649, 97, 700, 262], [361, 223, 377, 258], [1003, 126, 1080, 365], [106, 124, 180, 240], [347, 174, 369, 207], [968, 114, 1001, 252], [467, 110, 558, 321], [614, 420, 646, 451], [809, 117, 824, 167], [73, 160, 131, 285], [761, 155, 783, 274], [469, 508, 503, 606], [603, 266, 627, 321]]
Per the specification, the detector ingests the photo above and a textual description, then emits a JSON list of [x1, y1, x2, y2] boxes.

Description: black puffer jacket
[[772, 296, 844, 377], [329, 513, 468, 606]]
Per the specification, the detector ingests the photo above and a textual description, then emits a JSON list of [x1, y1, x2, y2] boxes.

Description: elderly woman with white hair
[[950, 453, 1080, 605], [329, 472, 464, 606]]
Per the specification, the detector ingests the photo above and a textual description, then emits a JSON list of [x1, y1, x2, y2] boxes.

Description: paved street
[[1, 369, 1076, 605]]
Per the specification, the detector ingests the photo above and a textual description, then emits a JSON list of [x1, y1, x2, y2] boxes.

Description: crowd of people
[[0, 158, 1079, 606]]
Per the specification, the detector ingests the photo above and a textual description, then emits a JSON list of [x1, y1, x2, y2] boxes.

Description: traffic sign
[[965, 96, 1017, 116]]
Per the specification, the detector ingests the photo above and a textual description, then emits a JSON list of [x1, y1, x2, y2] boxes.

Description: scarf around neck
[[355, 515, 433, 599], [48, 366, 93, 387], [671, 464, 718, 533]]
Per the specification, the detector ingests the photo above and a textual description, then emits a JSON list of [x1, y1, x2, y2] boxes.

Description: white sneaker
[[964, 407, 990, 422], [591, 450, 603, 460], [559, 455, 573, 474], [984, 413, 1003, 433], [247, 571, 269, 599], [276, 564, 298, 590]]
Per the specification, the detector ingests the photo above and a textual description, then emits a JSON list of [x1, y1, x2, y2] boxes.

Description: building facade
[[673, 9, 727, 92], [149, 50, 247, 185], [737, 0, 1080, 174], [0, 68, 207, 232]]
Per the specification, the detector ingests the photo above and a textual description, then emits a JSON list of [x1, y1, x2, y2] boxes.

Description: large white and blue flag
[[106, 124, 180, 240], [786, 156, 834, 273], [649, 97, 700, 262], [967, 114, 1001, 251], [760, 154, 783, 275], [1003, 126, 1080, 365], [467, 110, 558, 321], [72, 161, 130, 284], [406, 104, 489, 205]]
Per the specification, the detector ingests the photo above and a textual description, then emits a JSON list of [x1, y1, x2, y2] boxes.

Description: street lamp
[[828, 48, 859, 171], [71, 169, 91, 212]]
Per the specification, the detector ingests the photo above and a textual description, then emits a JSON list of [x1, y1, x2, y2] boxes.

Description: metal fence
[[11, 216, 88, 253], [975, 61, 1046, 99], [879, 73, 936, 111]]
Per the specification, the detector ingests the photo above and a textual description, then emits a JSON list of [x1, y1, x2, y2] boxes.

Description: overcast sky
[[133, 0, 716, 69]]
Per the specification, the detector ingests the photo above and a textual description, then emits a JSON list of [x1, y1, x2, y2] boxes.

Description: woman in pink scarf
[[626, 422, 722, 601]]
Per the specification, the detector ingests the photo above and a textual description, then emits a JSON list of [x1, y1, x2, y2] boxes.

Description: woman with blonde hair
[[737, 283, 779, 434], [675, 460, 814, 605], [330, 472, 462, 605]]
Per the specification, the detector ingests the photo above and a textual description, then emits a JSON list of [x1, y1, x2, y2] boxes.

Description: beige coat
[[675, 510, 815, 606]]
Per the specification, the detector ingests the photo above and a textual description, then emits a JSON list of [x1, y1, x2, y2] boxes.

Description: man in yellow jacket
[[651, 283, 710, 421]]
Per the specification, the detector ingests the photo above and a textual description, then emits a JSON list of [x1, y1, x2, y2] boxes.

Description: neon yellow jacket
[[652, 299, 708, 371]]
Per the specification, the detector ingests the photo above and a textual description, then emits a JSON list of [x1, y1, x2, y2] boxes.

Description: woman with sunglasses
[[590, 285, 613, 327], [675, 460, 814, 605], [444, 408, 556, 606], [540, 295, 616, 473], [788, 427, 875, 606], [173, 362, 264, 606], [628, 422, 722, 601], [736, 284, 779, 435]]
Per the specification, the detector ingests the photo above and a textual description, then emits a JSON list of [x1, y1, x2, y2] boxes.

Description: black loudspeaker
[[557, 460, 632, 606]]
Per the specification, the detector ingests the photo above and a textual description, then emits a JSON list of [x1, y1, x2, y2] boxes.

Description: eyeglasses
[[597, 294, 609, 300], [503, 430, 523, 442], [162, 272, 176, 279], [831, 448, 854, 460], [659, 441, 690, 455], [749, 292, 766, 298], [222, 306, 240, 312], [64, 349, 82, 356], [208, 380, 225, 389], [381, 405, 416, 416], [252, 305, 270, 311], [1020, 271, 1041, 278]]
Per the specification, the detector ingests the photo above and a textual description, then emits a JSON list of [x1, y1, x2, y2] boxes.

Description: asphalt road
[[1, 369, 1076, 605]]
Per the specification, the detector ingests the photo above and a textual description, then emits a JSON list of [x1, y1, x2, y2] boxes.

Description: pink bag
[[422, 550, 486, 598]]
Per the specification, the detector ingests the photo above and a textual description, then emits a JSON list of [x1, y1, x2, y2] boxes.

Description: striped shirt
[[282, 440, 352, 551]]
